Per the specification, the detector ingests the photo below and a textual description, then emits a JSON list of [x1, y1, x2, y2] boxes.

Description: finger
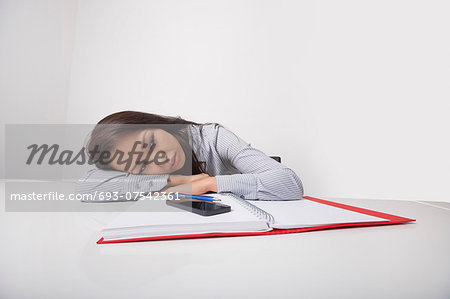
[[168, 174, 209, 185], [165, 181, 209, 196], [163, 183, 194, 195], [168, 175, 188, 184]]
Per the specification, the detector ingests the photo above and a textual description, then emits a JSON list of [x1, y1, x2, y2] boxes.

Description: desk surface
[[1, 183, 449, 299]]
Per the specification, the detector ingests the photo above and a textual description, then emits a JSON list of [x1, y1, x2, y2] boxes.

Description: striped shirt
[[74, 123, 304, 201]]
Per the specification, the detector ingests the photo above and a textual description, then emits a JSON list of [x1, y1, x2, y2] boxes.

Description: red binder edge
[[97, 195, 416, 244]]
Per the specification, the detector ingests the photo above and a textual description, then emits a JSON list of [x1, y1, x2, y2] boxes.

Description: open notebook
[[97, 194, 414, 244]]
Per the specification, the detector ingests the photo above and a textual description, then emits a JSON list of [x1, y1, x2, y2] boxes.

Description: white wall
[[6, 0, 449, 202], [0, 0, 78, 174]]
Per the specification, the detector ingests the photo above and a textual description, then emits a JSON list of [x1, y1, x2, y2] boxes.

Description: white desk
[[1, 183, 449, 298]]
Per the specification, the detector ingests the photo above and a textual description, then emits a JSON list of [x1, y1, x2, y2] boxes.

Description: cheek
[[180, 146, 187, 164], [163, 133, 178, 150]]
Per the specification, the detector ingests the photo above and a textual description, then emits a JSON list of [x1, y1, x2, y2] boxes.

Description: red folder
[[97, 196, 415, 244]]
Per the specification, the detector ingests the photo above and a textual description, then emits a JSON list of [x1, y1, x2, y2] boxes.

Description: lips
[[171, 153, 177, 169]]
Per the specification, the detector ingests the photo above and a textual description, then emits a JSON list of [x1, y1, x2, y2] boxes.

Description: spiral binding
[[226, 193, 275, 224]]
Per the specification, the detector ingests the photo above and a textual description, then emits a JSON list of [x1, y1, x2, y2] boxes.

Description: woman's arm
[[74, 168, 170, 201], [74, 169, 212, 201], [162, 125, 304, 200], [213, 125, 304, 200]]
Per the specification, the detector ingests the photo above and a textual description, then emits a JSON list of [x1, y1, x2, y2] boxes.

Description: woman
[[75, 111, 304, 201]]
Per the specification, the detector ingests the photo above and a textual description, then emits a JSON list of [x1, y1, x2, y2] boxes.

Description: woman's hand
[[167, 173, 210, 185], [162, 173, 218, 195]]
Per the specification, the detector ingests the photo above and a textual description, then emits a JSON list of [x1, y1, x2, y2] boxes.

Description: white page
[[250, 198, 387, 229], [102, 194, 270, 240]]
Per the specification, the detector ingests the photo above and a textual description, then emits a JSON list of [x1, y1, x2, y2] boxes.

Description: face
[[110, 129, 186, 174]]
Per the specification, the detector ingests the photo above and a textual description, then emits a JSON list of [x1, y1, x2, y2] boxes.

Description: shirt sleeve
[[212, 125, 304, 200], [74, 168, 169, 202]]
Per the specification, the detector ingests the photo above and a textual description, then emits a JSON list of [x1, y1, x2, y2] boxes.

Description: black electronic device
[[166, 199, 231, 216]]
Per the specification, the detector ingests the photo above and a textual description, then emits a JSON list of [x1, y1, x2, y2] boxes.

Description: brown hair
[[86, 111, 214, 175]]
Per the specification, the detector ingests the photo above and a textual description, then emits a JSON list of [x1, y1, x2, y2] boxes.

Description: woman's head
[[85, 111, 205, 175]]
